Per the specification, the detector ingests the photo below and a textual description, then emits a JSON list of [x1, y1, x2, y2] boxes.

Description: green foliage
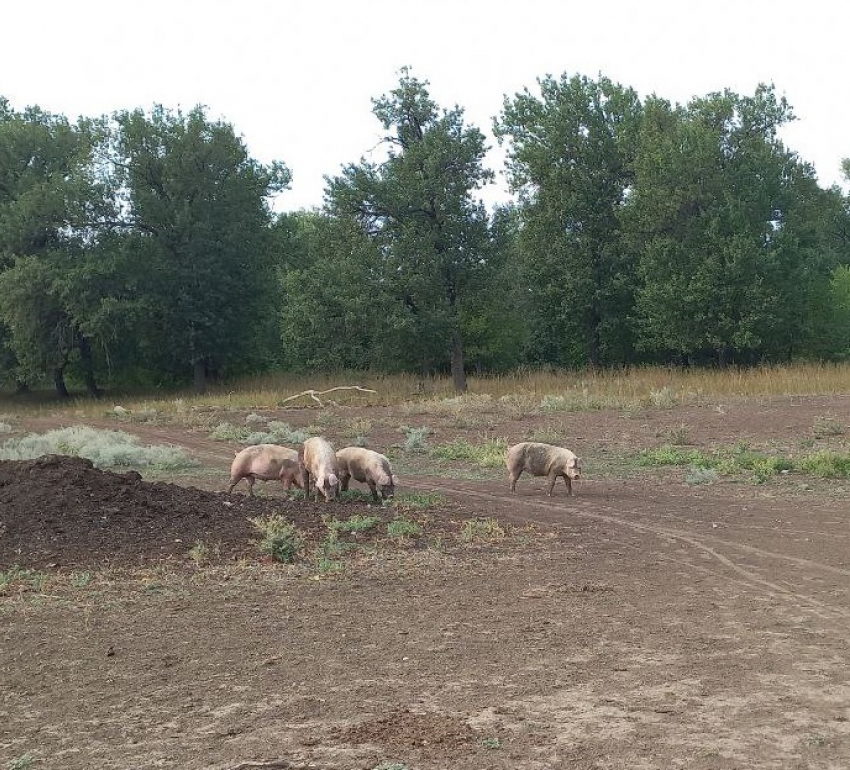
[[495, 73, 643, 367], [432, 437, 508, 467], [327, 68, 495, 391], [250, 515, 305, 563], [386, 516, 422, 538], [0, 425, 196, 468], [105, 105, 290, 389], [797, 451, 850, 478], [326, 514, 380, 534]]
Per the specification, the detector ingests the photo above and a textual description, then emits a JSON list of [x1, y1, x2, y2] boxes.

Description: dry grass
[[3, 362, 850, 419]]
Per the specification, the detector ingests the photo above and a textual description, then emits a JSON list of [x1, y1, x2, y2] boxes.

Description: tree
[[0, 98, 104, 395], [327, 68, 493, 392], [274, 210, 401, 371], [108, 105, 290, 390], [626, 85, 830, 365], [494, 73, 643, 368]]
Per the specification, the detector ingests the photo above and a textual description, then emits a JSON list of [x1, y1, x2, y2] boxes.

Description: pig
[[506, 441, 582, 497], [336, 446, 398, 502], [227, 444, 303, 496], [299, 436, 340, 502]]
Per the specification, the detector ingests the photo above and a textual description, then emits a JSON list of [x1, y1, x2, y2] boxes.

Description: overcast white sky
[[3, 1, 847, 211]]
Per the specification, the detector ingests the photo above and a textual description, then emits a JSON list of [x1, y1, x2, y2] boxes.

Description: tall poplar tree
[[327, 69, 493, 392]]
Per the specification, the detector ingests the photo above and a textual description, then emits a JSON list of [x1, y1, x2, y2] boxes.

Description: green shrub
[[250, 515, 305, 563], [798, 450, 850, 478]]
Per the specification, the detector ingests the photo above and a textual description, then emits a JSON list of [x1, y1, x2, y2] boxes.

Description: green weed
[[250, 514, 305, 563], [460, 517, 506, 543], [798, 450, 850, 478], [386, 517, 421, 538], [326, 514, 381, 534], [431, 437, 507, 468]]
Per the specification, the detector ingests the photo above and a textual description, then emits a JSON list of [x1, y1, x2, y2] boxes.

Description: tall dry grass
[[3, 362, 850, 418]]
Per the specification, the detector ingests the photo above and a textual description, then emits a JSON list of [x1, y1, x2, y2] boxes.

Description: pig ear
[[328, 473, 339, 487], [391, 474, 399, 485]]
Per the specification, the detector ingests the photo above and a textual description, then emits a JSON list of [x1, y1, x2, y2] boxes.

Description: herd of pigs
[[227, 438, 583, 502]]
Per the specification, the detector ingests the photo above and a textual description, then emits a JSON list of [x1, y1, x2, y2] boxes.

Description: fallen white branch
[[278, 385, 377, 407]]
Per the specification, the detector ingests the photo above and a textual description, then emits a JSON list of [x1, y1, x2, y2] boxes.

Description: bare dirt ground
[[2, 395, 850, 769]]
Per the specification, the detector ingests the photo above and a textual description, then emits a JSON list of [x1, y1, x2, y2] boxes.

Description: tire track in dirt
[[403, 476, 850, 626]]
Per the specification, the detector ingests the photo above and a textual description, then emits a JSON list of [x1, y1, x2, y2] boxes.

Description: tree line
[[1, 68, 849, 396]]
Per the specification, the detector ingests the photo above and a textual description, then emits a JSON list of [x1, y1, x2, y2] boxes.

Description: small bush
[[749, 456, 793, 484], [798, 450, 850, 478], [250, 515, 305, 563], [0, 566, 48, 594]]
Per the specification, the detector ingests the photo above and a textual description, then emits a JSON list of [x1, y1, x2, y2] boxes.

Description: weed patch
[[250, 515, 305, 563], [432, 437, 507, 468], [460, 517, 506, 543]]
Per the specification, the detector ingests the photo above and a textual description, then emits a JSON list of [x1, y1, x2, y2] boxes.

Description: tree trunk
[[78, 333, 102, 398], [450, 330, 468, 393], [53, 365, 70, 399], [193, 359, 207, 393]]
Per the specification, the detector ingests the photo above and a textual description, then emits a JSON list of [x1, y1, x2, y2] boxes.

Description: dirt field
[[2, 395, 850, 769]]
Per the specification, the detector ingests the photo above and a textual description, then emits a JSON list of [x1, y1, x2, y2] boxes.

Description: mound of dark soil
[[0, 455, 331, 570]]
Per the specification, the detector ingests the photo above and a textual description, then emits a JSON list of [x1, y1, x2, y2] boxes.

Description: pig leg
[[246, 475, 256, 497], [563, 475, 573, 496], [339, 471, 351, 492], [547, 472, 558, 496], [367, 480, 380, 503], [509, 469, 522, 492]]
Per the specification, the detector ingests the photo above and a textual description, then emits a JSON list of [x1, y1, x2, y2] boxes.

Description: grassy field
[[3, 362, 850, 420]]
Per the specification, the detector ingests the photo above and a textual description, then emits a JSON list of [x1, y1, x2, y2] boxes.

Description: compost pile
[[0, 454, 325, 569]]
